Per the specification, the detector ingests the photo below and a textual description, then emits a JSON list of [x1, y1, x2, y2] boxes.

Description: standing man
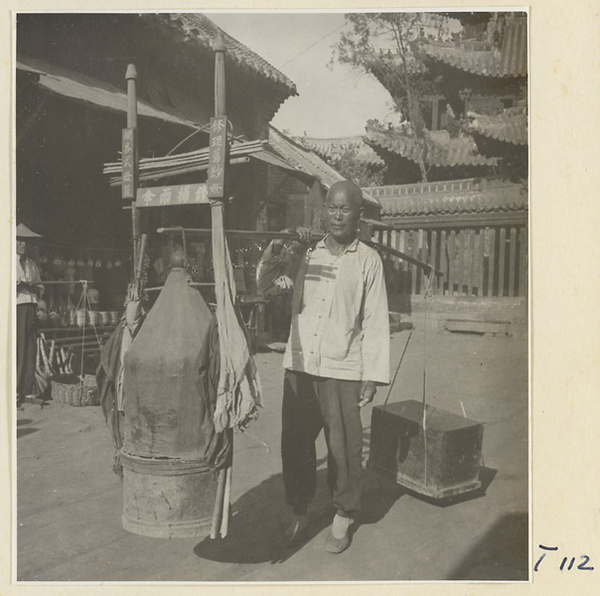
[[258, 180, 390, 554], [16, 224, 44, 408]]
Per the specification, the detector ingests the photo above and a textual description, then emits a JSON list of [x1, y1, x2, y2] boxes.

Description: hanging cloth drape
[[210, 203, 262, 432]]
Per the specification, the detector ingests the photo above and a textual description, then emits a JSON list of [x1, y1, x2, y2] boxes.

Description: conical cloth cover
[[122, 268, 229, 465]]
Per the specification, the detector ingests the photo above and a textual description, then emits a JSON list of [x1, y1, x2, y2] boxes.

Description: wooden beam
[[377, 211, 528, 229], [156, 227, 442, 275]]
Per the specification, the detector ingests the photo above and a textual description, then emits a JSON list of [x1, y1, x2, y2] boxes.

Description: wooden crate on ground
[[368, 399, 484, 499]]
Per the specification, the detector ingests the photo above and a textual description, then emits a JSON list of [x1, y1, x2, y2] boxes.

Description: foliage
[[335, 13, 452, 113], [327, 148, 385, 188], [334, 13, 455, 181]]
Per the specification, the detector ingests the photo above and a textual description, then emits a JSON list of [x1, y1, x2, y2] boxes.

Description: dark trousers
[[17, 303, 37, 400], [281, 370, 363, 517]]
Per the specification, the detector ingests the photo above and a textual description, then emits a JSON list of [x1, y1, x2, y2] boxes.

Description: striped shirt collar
[[316, 234, 360, 253]]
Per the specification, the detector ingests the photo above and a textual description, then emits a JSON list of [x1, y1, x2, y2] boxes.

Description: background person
[[258, 181, 390, 554], [16, 224, 44, 408]]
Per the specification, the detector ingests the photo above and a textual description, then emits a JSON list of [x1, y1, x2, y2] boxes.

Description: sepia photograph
[[13, 10, 529, 583]]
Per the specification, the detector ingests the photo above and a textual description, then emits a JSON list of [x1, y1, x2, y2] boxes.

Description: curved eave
[[468, 120, 528, 146], [364, 131, 498, 169], [424, 53, 527, 79]]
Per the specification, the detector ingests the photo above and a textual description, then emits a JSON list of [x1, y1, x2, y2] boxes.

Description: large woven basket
[[51, 374, 99, 407]]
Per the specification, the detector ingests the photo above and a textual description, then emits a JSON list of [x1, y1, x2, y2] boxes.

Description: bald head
[[326, 180, 363, 210]]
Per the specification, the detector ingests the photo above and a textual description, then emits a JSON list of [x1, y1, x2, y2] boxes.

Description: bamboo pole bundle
[[104, 139, 264, 186], [104, 139, 263, 174]]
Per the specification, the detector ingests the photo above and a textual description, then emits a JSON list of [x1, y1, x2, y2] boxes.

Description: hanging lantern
[[114, 258, 123, 268], [106, 259, 113, 269], [95, 258, 103, 268], [87, 258, 94, 268], [53, 256, 66, 274]]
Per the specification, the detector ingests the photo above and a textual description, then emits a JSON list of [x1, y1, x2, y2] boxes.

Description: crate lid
[[375, 399, 482, 432]]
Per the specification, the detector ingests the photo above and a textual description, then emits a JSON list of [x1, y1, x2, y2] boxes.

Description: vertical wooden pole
[[448, 229, 456, 296], [210, 31, 233, 539], [214, 33, 227, 119], [498, 227, 507, 297], [126, 64, 139, 277], [518, 225, 528, 297], [418, 228, 426, 295], [466, 229, 474, 297], [430, 230, 438, 295], [509, 227, 517, 297], [440, 229, 447, 295], [399, 229, 407, 295], [383, 229, 390, 288], [457, 229, 465, 296], [476, 228, 484, 297], [410, 231, 417, 296], [394, 229, 400, 294], [487, 228, 496, 296]]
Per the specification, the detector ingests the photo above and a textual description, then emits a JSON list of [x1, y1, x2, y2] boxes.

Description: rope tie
[[78, 281, 88, 385], [74, 280, 103, 387]]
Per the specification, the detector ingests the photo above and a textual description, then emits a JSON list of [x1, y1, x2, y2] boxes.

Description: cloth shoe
[[325, 514, 353, 554]]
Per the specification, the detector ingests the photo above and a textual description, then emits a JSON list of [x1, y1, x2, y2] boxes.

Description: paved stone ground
[[16, 320, 528, 583]]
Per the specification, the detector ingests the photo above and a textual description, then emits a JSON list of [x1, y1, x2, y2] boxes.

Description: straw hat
[[16, 223, 42, 239]]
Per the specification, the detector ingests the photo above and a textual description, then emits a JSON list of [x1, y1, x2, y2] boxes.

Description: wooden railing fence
[[374, 224, 528, 298]]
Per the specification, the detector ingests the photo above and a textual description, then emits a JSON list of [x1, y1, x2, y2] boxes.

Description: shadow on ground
[[194, 461, 403, 565], [447, 511, 529, 580], [17, 428, 39, 439], [17, 419, 38, 439]]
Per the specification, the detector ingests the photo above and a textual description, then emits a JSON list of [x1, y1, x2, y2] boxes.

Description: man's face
[[326, 189, 361, 244], [17, 241, 27, 256]]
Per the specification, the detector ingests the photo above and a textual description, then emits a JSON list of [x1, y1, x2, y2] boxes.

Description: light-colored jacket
[[258, 236, 390, 385], [16, 256, 43, 305]]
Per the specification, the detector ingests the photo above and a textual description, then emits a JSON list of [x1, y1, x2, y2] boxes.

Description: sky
[[207, 12, 396, 139]]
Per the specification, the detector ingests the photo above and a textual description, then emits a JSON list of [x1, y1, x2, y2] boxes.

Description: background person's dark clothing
[[17, 303, 37, 400]]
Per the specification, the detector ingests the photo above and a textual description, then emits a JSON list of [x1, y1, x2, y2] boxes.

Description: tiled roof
[[267, 127, 380, 207], [364, 121, 498, 168], [365, 178, 527, 217], [298, 136, 384, 166], [154, 13, 297, 95], [467, 109, 528, 145], [420, 15, 527, 78]]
